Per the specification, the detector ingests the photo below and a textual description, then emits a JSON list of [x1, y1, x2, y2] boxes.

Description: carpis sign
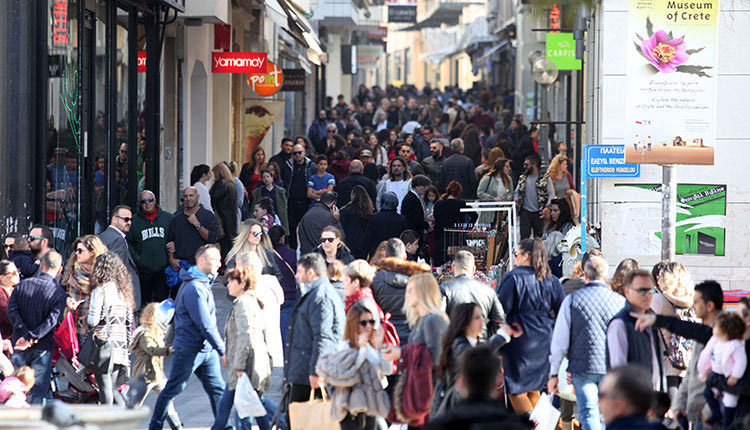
[[212, 52, 267, 74]]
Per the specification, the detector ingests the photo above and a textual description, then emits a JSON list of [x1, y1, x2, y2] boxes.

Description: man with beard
[[307, 110, 329, 154], [513, 153, 554, 239], [421, 139, 446, 184], [269, 137, 294, 170], [375, 157, 412, 214]]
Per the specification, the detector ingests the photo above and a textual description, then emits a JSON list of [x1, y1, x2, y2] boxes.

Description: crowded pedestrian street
[[1, 0, 749, 429]]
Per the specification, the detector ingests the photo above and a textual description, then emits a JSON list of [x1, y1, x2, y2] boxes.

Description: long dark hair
[[517, 238, 551, 281], [437, 303, 478, 379], [342, 185, 374, 220], [485, 158, 511, 189], [546, 198, 574, 233], [190, 164, 210, 186], [90, 252, 135, 310]]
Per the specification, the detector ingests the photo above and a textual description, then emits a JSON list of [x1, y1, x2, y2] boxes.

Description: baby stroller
[[50, 312, 99, 403]]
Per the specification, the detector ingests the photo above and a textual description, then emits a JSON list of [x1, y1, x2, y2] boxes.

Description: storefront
[[0, 0, 181, 257]]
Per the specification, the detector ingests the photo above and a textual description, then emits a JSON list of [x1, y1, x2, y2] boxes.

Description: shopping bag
[[529, 392, 561, 430], [235, 373, 266, 418], [288, 386, 340, 430]]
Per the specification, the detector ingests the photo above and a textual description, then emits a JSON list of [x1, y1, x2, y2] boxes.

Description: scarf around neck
[[345, 286, 375, 314]]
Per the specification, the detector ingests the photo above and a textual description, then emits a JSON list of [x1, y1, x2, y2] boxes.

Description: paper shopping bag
[[288, 386, 340, 430]]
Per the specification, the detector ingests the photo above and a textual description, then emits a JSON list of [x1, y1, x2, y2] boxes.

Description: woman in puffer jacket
[[316, 301, 392, 430]]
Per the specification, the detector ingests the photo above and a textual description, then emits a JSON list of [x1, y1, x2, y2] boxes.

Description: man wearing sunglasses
[[126, 191, 174, 304], [98, 205, 142, 310], [606, 269, 665, 391]]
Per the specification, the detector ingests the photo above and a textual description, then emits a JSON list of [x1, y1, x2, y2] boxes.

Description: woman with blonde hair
[[381, 273, 449, 379], [239, 146, 267, 193], [210, 163, 238, 263], [546, 154, 579, 219], [226, 219, 280, 276], [652, 261, 695, 398], [63, 235, 108, 339], [87, 252, 135, 405]]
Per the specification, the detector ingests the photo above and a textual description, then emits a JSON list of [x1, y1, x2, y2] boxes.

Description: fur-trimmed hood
[[376, 257, 431, 276]]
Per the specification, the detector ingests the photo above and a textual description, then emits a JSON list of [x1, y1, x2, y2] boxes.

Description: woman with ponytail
[[496, 237, 565, 418]]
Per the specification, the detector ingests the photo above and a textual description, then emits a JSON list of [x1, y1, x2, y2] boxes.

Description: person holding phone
[[61, 235, 108, 343]]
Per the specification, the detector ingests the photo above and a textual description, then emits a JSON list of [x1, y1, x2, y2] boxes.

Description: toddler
[[0, 366, 35, 407], [252, 199, 276, 231], [698, 311, 747, 429], [130, 302, 182, 429]]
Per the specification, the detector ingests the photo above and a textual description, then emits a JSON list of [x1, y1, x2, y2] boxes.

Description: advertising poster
[[615, 183, 726, 255], [624, 0, 718, 165], [244, 100, 284, 162], [356, 45, 384, 69]]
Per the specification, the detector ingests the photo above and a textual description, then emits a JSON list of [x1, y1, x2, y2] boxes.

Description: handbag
[[235, 373, 266, 418], [78, 294, 113, 373], [288, 386, 339, 430]]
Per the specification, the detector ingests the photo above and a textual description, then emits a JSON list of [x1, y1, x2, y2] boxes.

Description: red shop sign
[[247, 62, 283, 97], [53, 0, 69, 45], [138, 51, 147, 72], [212, 52, 267, 74]]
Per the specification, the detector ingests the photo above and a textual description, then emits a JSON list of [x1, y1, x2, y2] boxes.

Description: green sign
[[546, 33, 582, 70], [616, 183, 726, 256]]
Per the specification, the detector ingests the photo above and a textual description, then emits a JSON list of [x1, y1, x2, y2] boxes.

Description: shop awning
[[419, 27, 457, 64], [398, 1, 480, 31], [477, 39, 509, 62], [267, 0, 326, 64], [446, 17, 494, 57]]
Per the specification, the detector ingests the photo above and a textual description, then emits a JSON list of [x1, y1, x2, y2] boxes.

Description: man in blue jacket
[[149, 244, 226, 430], [284, 253, 345, 405], [7, 251, 66, 404]]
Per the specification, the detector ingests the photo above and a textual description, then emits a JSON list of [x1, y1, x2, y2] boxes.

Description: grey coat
[[441, 274, 506, 340], [99, 226, 141, 310], [225, 293, 272, 392], [283, 277, 345, 385]]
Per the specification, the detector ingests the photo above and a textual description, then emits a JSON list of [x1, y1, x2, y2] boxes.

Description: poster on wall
[[615, 183, 726, 256], [244, 100, 285, 162], [624, 0, 718, 165]]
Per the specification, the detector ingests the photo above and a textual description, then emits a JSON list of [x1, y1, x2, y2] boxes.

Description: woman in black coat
[[209, 163, 238, 263], [339, 185, 373, 259], [363, 191, 408, 258], [401, 175, 431, 234], [432, 303, 515, 418], [432, 181, 477, 267]]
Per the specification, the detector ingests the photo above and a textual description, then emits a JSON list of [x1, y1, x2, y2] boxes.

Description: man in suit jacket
[[99, 205, 141, 310]]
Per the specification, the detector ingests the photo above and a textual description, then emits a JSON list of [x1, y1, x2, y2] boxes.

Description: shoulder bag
[[78, 291, 113, 373]]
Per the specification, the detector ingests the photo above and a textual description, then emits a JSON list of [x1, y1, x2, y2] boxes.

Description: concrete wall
[[597, 0, 750, 288], [183, 25, 214, 177]]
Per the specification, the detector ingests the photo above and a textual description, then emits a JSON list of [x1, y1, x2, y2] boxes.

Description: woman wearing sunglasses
[[315, 301, 393, 430], [226, 219, 280, 276], [0, 260, 20, 340], [62, 235, 108, 340], [315, 226, 354, 266]]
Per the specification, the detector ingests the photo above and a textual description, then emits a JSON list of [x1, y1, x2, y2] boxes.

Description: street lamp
[[531, 58, 558, 162]]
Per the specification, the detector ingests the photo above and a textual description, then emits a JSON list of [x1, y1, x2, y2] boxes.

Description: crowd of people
[[0, 84, 748, 430]]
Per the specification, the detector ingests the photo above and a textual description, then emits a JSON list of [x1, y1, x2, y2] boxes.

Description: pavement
[[136, 280, 285, 430]]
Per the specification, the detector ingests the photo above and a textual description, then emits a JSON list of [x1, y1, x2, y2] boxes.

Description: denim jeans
[[148, 348, 225, 430], [11, 349, 53, 404], [570, 372, 605, 430], [280, 300, 295, 348]]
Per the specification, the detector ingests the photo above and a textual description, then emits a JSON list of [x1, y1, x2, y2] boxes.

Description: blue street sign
[[585, 145, 640, 178]]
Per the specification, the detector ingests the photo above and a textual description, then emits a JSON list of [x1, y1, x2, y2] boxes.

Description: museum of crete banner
[[625, 0, 718, 165]]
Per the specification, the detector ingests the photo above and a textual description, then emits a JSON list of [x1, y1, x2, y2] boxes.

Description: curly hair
[[90, 252, 135, 310], [716, 312, 746, 340], [657, 261, 694, 302], [63, 235, 108, 285], [546, 154, 568, 180]]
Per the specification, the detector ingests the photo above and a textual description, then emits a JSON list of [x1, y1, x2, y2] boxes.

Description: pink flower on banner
[[641, 30, 690, 73]]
